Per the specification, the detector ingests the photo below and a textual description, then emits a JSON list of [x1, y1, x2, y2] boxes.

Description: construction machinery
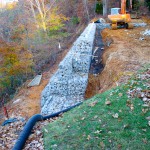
[[108, 0, 133, 29]]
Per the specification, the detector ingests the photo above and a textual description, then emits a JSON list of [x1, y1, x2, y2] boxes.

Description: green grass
[[43, 65, 150, 150]]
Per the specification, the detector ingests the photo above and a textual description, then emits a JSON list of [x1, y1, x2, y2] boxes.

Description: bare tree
[[103, 0, 108, 17], [83, 0, 90, 22], [28, 0, 57, 32], [94, 0, 97, 17]]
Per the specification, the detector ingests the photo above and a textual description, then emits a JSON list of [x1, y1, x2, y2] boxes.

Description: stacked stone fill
[[41, 23, 96, 115]]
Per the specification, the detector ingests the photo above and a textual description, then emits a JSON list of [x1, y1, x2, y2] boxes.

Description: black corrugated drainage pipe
[[12, 102, 82, 150]]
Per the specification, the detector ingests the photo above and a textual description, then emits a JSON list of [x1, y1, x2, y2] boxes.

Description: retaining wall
[[41, 23, 96, 115]]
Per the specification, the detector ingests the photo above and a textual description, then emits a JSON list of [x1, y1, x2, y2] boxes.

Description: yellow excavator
[[108, 0, 133, 29]]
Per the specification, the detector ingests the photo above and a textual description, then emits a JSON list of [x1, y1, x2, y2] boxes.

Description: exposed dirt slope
[[1, 19, 150, 123], [100, 21, 150, 90], [0, 23, 86, 124], [86, 19, 150, 98], [0, 48, 70, 123], [0, 18, 150, 150]]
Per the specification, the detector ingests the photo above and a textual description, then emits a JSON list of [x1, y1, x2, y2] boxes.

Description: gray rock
[[142, 29, 150, 36], [96, 23, 111, 30], [133, 23, 147, 27], [41, 23, 96, 115]]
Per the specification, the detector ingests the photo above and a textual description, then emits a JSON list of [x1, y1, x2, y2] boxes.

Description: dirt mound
[[0, 48, 69, 124], [86, 19, 150, 98], [1, 19, 150, 122]]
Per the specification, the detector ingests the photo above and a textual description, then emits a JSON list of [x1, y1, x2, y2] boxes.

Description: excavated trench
[[41, 23, 96, 115], [89, 26, 104, 74], [85, 24, 105, 98], [5, 21, 150, 150], [13, 25, 107, 149]]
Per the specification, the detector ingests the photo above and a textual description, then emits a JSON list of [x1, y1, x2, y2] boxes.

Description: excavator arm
[[121, 0, 126, 14], [121, 0, 133, 13], [108, 0, 133, 29]]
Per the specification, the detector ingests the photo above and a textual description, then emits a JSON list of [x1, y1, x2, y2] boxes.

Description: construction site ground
[[86, 18, 150, 98], [0, 17, 150, 125], [0, 18, 150, 149]]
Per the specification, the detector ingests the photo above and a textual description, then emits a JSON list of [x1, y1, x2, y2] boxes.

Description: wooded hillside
[[0, 0, 149, 106], [0, 0, 97, 103]]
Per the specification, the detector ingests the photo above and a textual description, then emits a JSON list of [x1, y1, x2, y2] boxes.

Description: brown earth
[[0, 18, 150, 124], [0, 18, 150, 150], [0, 47, 70, 124], [86, 18, 150, 98], [0, 24, 86, 124]]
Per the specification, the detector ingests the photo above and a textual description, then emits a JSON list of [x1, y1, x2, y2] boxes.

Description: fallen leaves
[[24, 117, 58, 150], [0, 115, 58, 150], [81, 117, 85, 120], [0, 117, 25, 150], [142, 104, 149, 107], [126, 100, 134, 111], [51, 144, 58, 148], [44, 128, 48, 133], [94, 115, 98, 119], [127, 87, 150, 106], [112, 113, 119, 119], [100, 141, 105, 149], [118, 93, 123, 97], [123, 124, 130, 129], [118, 109, 122, 112], [88, 101, 98, 107], [142, 129, 147, 132], [105, 101, 111, 105], [146, 116, 150, 120], [142, 138, 148, 144], [87, 135, 91, 140], [118, 144, 122, 150], [94, 130, 102, 134], [142, 108, 149, 114]]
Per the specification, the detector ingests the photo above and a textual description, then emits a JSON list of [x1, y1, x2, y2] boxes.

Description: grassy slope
[[43, 66, 150, 150]]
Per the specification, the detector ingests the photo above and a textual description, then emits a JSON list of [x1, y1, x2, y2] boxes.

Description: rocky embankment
[[1, 20, 149, 150], [41, 23, 96, 115]]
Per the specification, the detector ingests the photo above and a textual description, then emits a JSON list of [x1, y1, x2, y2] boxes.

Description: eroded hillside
[[0, 18, 150, 150], [86, 19, 150, 98]]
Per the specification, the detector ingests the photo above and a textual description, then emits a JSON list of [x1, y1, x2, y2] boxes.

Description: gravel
[[0, 115, 59, 150], [41, 23, 96, 115], [142, 29, 150, 36], [133, 22, 147, 27]]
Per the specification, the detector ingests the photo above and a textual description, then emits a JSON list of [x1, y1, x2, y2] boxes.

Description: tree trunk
[[103, 0, 108, 17], [83, 0, 90, 22], [94, 0, 97, 17]]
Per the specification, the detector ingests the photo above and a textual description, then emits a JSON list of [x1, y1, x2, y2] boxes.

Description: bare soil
[[0, 18, 150, 150], [0, 19, 150, 124], [0, 47, 69, 124], [86, 18, 150, 98]]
